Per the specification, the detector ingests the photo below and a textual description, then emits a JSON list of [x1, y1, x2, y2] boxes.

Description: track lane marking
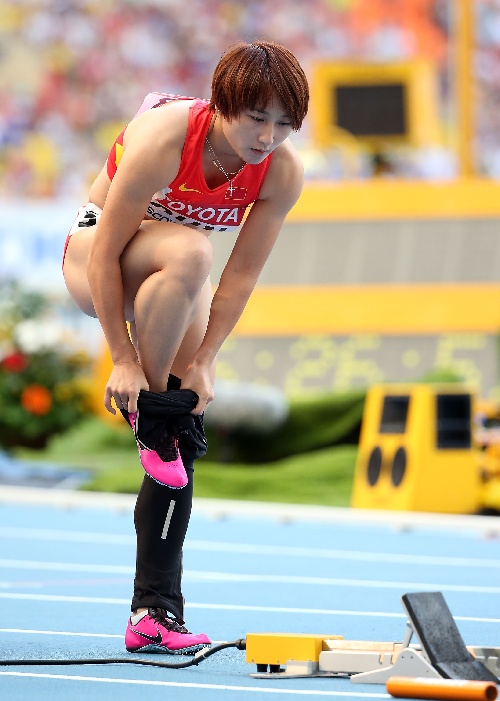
[[0, 559, 133, 574], [0, 671, 390, 697], [1, 560, 499, 594], [0, 628, 227, 644], [2, 527, 500, 570], [0, 595, 498, 623], [0, 628, 122, 638]]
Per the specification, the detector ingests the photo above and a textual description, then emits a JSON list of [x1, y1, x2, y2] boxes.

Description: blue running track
[[1, 486, 500, 700]]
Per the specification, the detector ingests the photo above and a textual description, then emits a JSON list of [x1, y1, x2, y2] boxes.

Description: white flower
[[14, 319, 64, 353]]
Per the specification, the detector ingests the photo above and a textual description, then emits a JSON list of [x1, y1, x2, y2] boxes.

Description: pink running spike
[[128, 412, 188, 488], [125, 608, 211, 654]]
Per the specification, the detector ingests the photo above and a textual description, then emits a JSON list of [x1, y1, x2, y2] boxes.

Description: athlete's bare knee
[[162, 235, 213, 300], [172, 233, 213, 278], [122, 224, 213, 287]]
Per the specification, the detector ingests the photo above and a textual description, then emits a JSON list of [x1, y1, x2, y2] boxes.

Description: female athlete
[[62, 40, 309, 653]]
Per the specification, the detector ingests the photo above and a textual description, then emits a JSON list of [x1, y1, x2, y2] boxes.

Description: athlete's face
[[222, 97, 294, 164]]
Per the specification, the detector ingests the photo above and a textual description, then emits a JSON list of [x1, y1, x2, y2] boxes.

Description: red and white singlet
[[106, 93, 273, 233]]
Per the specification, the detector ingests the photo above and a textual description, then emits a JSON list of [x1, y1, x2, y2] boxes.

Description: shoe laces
[[149, 608, 190, 634], [155, 431, 178, 462]]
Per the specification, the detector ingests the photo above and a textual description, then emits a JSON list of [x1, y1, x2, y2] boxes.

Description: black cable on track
[[0, 638, 246, 670]]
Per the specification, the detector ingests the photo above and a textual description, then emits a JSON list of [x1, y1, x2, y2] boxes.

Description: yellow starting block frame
[[246, 593, 500, 683], [246, 622, 437, 682], [247, 631, 500, 683]]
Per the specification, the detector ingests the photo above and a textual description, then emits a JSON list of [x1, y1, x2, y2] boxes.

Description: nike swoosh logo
[[136, 628, 163, 645], [179, 183, 202, 193]]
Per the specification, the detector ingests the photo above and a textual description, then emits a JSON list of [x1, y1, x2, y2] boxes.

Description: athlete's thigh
[[65, 219, 210, 322], [63, 226, 98, 317], [65, 220, 191, 318], [64, 220, 171, 319], [120, 220, 212, 318]]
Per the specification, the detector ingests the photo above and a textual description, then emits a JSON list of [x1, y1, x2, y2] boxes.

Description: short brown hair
[[210, 41, 309, 131]]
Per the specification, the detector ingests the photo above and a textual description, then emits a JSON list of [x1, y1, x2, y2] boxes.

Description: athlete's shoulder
[[259, 139, 304, 201], [272, 137, 303, 166], [134, 92, 201, 115], [123, 98, 197, 150]]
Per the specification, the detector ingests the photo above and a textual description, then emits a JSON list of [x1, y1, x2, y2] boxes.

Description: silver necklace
[[205, 136, 246, 198]]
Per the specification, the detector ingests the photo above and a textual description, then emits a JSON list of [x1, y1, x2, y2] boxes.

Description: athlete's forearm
[[191, 278, 254, 368], [87, 258, 138, 365]]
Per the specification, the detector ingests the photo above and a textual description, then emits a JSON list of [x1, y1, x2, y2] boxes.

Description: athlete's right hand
[[104, 360, 149, 415]]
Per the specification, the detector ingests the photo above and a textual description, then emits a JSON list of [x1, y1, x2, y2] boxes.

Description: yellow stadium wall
[[287, 178, 500, 221], [221, 178, 500, 398], [95, 178, 500, 406]]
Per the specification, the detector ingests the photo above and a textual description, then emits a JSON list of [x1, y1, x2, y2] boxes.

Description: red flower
[[1, 352, 27, 373], [21, 385, 52, 416]]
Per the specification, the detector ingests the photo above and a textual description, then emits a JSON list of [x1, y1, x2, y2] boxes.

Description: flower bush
[[0, 281, 93, 449]]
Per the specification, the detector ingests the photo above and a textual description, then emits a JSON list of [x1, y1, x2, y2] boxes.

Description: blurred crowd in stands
[[0, 0, 498, 198]]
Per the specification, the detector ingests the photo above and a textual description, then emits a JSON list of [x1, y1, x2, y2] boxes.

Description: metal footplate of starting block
[[246, 592, 500, 683]]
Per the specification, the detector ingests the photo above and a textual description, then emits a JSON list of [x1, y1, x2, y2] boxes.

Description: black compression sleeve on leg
[[131, 374, 206, 619], [132, 469, 194, 619]]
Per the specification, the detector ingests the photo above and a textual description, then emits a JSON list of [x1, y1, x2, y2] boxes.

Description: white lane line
[[0, 593, 498, 624], [0, 671, 389, 697], [187, 603, 500, 625], [183, 571, 500, 595], [0, 628, 122, 638], [3, 527, 500, 571], [0, 559, 133, 574], [0, 527, 134, 545], [0, 629, 225, 645], [186, 541, 500, 571], [1, 559, 500, 594], [0, 592, 129, 603]]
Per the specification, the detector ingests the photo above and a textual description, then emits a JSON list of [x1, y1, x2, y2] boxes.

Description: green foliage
[[16, 415, 136, 462], [203, 389, 366, 463], [16, 413, 358, 505], [0, 281, 93, 449], [86, 446, 357, 506], [193, 446, 357, 506]]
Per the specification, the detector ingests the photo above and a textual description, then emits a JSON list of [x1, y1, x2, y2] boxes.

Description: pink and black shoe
[[120, 388, 205, 488], [127, 411, 188, 489], [125, 608, 211, 654]]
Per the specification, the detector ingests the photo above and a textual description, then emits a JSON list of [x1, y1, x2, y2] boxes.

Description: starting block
[[246, 592, 500, 684]]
